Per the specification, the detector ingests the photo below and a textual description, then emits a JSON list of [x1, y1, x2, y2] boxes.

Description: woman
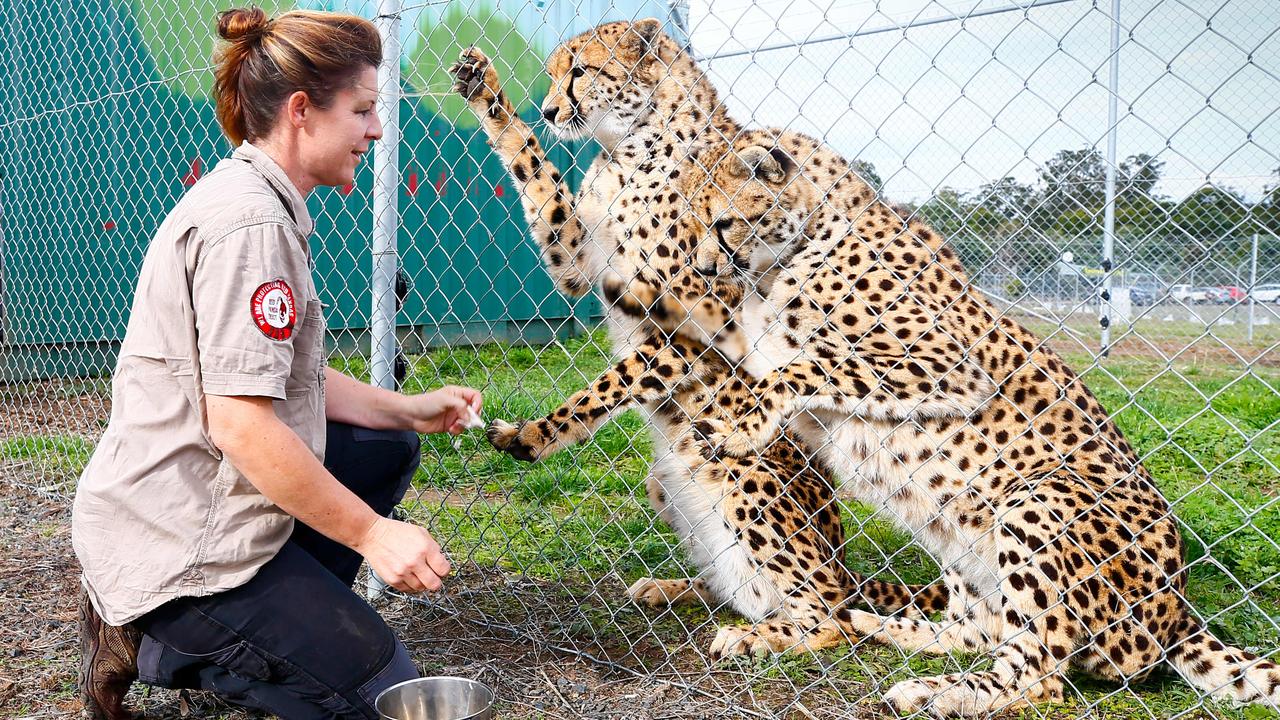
[[71, 8, 479, 718]]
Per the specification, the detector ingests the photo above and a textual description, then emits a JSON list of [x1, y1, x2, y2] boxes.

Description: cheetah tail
[[846, 573, 948, 617], [1165, 623, 1280, 706]]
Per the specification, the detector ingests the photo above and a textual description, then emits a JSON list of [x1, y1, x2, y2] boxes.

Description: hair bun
[[218, 7, 270, 42]]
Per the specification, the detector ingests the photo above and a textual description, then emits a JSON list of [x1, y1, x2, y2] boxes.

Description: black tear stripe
[[566, 73, 582, 121]]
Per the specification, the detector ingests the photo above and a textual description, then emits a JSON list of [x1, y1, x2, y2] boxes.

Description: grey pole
[[1100, 0, 1122, 357], [1248, 232, 1259, 343], [368, 0, 402, 601]]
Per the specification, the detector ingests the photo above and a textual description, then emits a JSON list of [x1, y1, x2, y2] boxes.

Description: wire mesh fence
[[3, 0, 1280, 718]]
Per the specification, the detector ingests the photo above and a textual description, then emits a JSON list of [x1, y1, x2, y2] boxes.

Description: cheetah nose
[[694, 264, 719, 277], [541, 104, 559, 123]]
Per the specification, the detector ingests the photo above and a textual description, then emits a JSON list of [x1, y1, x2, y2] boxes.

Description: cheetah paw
[[485, 419, 542, 462], [882, 678, 938, 716], [626, 577, 688, 608], [692, 418, 757, 459], [448, 47, 502, 105], [882, 676, 1009, 718], [708, 624, 777, 660]]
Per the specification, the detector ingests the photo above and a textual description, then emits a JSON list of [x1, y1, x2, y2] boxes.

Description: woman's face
[[301, 65, 382, 189]]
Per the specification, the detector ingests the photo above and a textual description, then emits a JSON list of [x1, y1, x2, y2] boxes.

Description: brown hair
[[213, 7, 382, 145]]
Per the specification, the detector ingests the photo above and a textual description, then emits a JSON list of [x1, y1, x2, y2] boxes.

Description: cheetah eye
[[713, 218, 734, 232], [571, 66, 585, 78]]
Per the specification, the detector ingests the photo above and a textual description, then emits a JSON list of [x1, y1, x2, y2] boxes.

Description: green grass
[[1, 434, 95, 478], [381, 330, 1280, 718], [24, 330, 1280, 717]]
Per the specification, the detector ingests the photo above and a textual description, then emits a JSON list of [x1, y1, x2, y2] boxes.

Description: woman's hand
[[404, 385, 483, 435], [352, 516, 451, 594]]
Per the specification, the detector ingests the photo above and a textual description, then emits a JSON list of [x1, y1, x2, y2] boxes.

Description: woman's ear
[[285, 90, 310, 129]]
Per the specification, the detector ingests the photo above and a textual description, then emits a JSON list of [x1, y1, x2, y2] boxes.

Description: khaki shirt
[[72, 142, 327, 625]]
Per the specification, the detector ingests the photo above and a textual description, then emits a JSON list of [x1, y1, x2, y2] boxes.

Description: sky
[[261, 0, 1278, 205], [682, 0, 1280, 203]]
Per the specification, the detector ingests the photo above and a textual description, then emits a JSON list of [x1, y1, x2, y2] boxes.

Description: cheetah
[[496, 127, 1280, 715], [447, 22, 946, 656]]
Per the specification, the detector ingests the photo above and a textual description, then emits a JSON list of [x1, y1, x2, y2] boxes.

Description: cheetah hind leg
[[704, 584, 950, 659], [709, 596, 859, 658]]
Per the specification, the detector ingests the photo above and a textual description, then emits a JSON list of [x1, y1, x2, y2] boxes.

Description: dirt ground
[[0, 475, 836, 720]]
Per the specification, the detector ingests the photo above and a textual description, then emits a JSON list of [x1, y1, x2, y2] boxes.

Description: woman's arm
[[324, 368, 482, 434], [207, 393, 451, 593]]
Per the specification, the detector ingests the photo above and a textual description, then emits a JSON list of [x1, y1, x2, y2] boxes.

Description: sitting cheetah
[[496, 129, 1280, 715], [447, 22, 946, 655]]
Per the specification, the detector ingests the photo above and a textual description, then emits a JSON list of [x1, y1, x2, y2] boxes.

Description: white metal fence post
[[1101, 0, 1122, 356], [367, 0, 403, 602], [1249, 232, 1259, 342]]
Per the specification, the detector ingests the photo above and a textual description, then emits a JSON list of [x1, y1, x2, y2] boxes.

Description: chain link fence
[[3, 0, 1279, 718]]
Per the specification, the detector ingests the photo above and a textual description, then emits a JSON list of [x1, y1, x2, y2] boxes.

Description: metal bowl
[[375, 676, 495, 720]]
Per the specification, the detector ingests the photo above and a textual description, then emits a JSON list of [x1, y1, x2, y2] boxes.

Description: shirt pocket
[[284, 297, 325, 399]]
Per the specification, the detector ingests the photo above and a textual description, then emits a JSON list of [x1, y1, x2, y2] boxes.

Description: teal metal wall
[[0, 0, 683, 380]]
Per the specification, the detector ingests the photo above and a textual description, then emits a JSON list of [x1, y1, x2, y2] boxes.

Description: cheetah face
[[685, 143, 817, 283], [540, 19, 666, 144]]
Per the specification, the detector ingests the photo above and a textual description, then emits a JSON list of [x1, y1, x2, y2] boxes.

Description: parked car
[[1251, 284, 1280, 303], [1218, 285, 1246, 303], [1199, 287, 1230, 304], [1170, 284, 1211, 303], [1128, 285, 1160, 305], [1169, 284, 1196, 302]]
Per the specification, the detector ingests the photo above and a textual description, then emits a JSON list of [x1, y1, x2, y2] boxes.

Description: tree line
[[854, 148, 1280, 287]]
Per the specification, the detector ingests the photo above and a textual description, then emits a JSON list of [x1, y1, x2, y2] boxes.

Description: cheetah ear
[[732, 145, 795, 184], [623, 18, 664, 58]]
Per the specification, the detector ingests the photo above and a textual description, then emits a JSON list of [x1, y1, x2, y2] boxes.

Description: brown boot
[[78, 588, 141, 720]]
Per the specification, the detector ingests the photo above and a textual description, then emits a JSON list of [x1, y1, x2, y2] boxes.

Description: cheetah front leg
[[695, 353, 988, 457], [487, 336, 720, 461], [627, 476, 719, 610], [710, 579, 987, 661], [449, 48, 593, 297], [693, 355, 883, 457]]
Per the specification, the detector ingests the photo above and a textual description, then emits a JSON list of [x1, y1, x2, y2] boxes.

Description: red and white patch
[[250, 279, 297, 341]]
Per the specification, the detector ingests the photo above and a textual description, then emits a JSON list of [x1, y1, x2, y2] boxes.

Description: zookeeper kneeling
[[70, 8, 481, 719]]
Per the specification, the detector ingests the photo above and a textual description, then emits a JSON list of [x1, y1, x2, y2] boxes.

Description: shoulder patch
[[250, 279, 298, 341]]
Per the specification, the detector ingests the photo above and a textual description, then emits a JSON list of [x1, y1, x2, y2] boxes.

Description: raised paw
[[691, 418, 756, 459], [709, 624, 779, 659], [448, 47, 503, 106], [485, 419, 543, 462]]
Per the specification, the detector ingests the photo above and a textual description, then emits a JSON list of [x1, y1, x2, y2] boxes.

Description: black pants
[[132, 422, 423, 719]]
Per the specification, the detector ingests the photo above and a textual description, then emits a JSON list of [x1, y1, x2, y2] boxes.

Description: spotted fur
[[641, 137, 1280, 714], [457, 24, 1280, 716]]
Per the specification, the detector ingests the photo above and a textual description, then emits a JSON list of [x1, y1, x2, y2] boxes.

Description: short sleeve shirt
[[72, 142, 328, 625]]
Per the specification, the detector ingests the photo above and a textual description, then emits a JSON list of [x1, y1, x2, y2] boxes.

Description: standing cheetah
[[448, 21, 946, 656], [495, 127, 1280, 715]]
